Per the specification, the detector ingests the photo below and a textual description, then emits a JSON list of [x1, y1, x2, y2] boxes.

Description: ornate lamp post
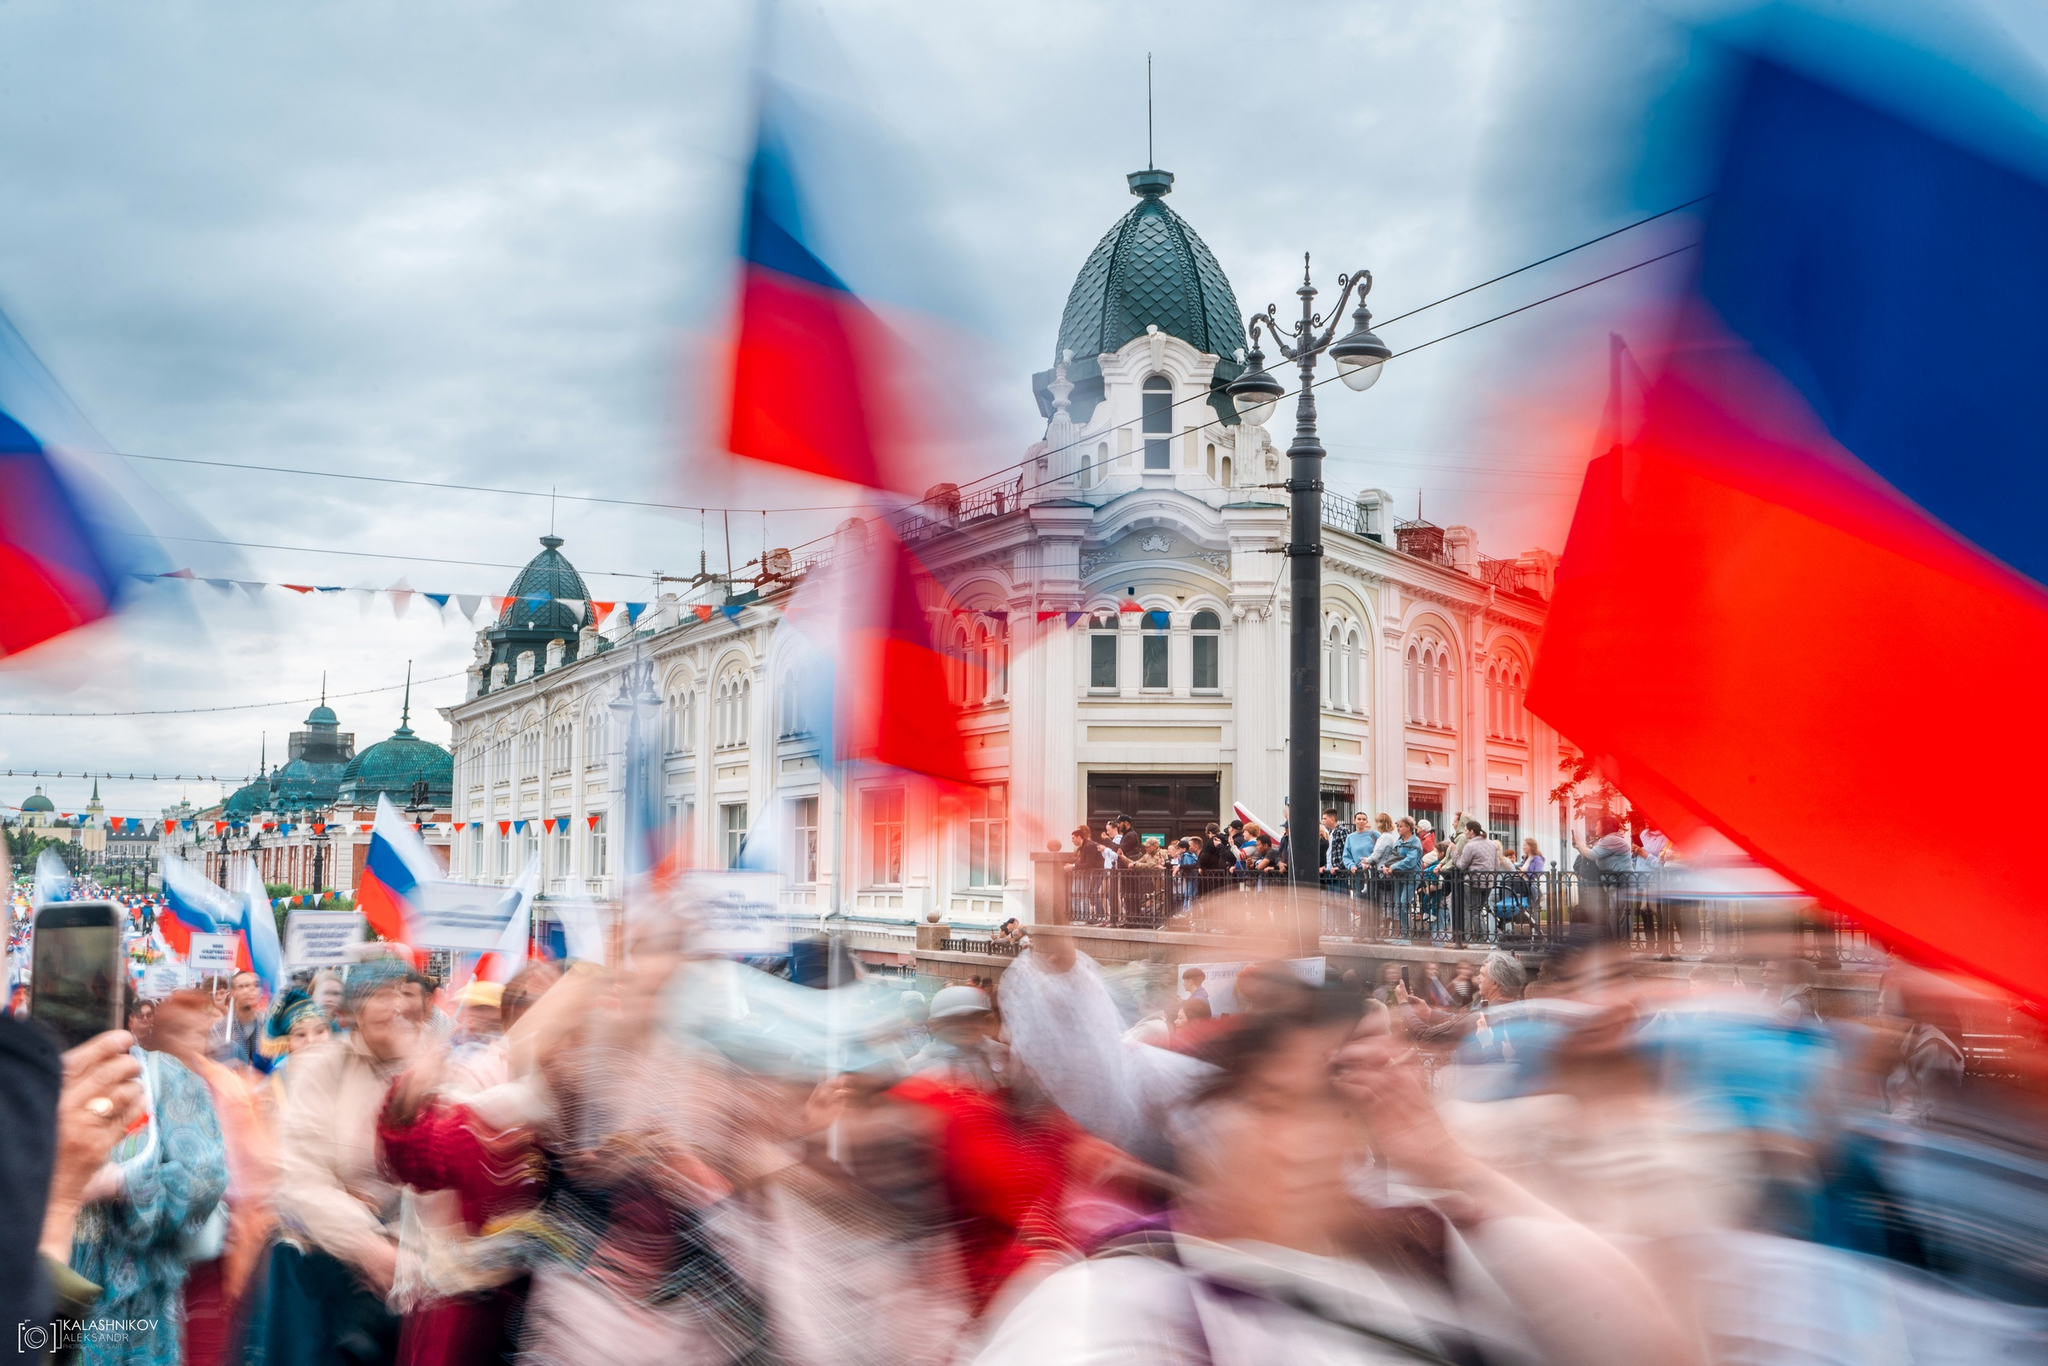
[[1229, 258, 1391, 893]]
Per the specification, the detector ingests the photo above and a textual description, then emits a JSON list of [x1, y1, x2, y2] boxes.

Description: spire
[[259, 732, 266, 776], [321, 671, 326, 708], [91, 776, 99, 801], [395, 660, 415, 739]]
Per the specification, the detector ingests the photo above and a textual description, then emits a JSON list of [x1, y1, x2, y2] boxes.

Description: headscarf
[[266, 986, 322, 1039], [342, 957, 412, 1011]]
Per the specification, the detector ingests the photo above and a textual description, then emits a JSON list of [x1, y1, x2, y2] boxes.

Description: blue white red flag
[[1531, 10, 2048, 1006]]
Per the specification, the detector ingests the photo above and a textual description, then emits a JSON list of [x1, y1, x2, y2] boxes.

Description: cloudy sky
[[0, 0, 1705, 820]]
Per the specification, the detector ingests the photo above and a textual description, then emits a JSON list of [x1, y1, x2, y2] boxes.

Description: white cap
[[928, 984, 992, 1021], [1417, 819, 1433, 832]]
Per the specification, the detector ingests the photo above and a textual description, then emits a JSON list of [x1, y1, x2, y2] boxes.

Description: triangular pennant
[[557, 599, 585, 615], [203, 578, 236, 596], [1119, 599, 1144, 612], [586, 813, 601, 829], [523, 594, 549, 608], [358, 823, 372, 833], [624, 602, 648, 624], [1037, 610, 1061, 622], [282, 584, 317, 594], [692, 604, 715, 622], [513, 819, 527, 833], [719, 603, 743, 620], [425, 593, 450, 609], [1065, 611, 1084, 627], [236, 581, 266, 599], [317, 586, 345, 593], [387, 579, 415, 617], [497, 820, 512, 835], [162, 568, 197, 580], [589, 600, 616, 621], [455, 594, 482, 620]]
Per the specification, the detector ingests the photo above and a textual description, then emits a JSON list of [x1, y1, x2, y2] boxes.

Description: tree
[[4, 828, 87, 878]]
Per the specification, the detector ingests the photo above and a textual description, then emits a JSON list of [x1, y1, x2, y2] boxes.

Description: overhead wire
[[0, 670, 467, 718]]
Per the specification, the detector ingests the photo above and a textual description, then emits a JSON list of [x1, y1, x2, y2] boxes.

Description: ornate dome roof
[[223, 776, 274, 817], [498, 536, 591, 636], [1055, 170, 1247, 367], [337, 680, 452, 809], [306, 704, 338, 726], [21, 789, 54, 813], [272, 757, 347, 812]]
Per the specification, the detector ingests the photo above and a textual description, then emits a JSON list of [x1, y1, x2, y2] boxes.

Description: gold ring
[[85, 1096, 115, 1119]]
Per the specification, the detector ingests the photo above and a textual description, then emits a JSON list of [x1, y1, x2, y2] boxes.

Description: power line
[[124, 452, 880, 517], [132, 534, 668, 581], [1382, 242, 1699, 363], [0, 670, 466, 718]]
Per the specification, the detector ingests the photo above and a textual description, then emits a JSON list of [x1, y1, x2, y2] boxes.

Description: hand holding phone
[[31, 901, 127, 1050]]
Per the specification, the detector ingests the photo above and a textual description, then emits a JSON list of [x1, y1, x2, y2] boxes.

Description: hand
[[355, 1238, 399, 1300], [1329, 1034, 1469, 1188], [43, 1031, 146, 1259]]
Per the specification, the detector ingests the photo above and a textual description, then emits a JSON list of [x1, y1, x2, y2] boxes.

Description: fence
[[1055, 863, 1883, 961]]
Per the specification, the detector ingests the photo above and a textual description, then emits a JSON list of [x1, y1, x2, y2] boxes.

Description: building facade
[[442, 168, 1562, 927]]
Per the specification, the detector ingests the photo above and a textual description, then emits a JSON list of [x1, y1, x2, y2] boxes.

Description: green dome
[[337, 725, 452, 809], [499, 536, 590, 636], [224, 776, 274, 818], [1033, 170, 1247, 426], [21, 790, 54, 813], [307, 704, 338, 726], [272, 757, 347, 812]]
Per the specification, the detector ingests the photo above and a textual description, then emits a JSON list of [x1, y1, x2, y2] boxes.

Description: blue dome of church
[[336, 682, 452, 809]]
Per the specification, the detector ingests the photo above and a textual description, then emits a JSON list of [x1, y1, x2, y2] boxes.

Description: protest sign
[[684, 871, 789, 955], [188, 932, 237, 975], [286, 911, 363, 966], [406, 882, 523, 951], [1175, 956, 1325, 1015]]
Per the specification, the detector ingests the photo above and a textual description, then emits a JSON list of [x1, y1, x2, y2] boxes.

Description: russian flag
[[356, 794, 437, 943], [720, 67, 991, 497], [157, 853, 231, 957], [1530, 23, 2048, 1007]]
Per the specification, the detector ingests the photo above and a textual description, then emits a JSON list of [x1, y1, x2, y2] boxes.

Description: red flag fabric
[[586, 813, 600, 830], [496, 820, 511, 836], [1530, 354, 2048, 1009], [839, 527, 974, 784]]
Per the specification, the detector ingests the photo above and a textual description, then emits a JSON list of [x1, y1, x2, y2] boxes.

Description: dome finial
[[1128, 168, 1173, 198], [540, 533, 564, 551], [395, 660, 415, 739]]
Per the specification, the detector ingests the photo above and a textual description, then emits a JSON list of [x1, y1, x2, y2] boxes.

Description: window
[[1438, 650, 1453, 728], [470, 822, 485, 876], [714, 667, 750, 749], [519, 728, 540, 780], [1089, 611, 1119, 689], [1141, 375, 1172, 469], [1324, 621, 1344, 709], [1191, 610, 1220, 689], [864, 786, 904, 886], [1489, 795, 1520, 848], [588, 812, 608, 877], [1084, 441, 1107, 490], [494, 827, 510, 878], [680, 691, 697, 752], [549, 722, 571, 775], [721, 802, 748, 868], [520, 821, 539, 871], [1220, 454, 1232, 488], [1345, 628, 1363, 713], [964, 783, 1007, 889], [1142, 610, 1169, 689], [789, 796, 818, 883], [780, 668, 800, 737], [552, 817, 572, 878], [1205, 442, 1216, 480], [667, 689, 687, 752], [583, 709, 607, 770], [491, 737, 510, 786]]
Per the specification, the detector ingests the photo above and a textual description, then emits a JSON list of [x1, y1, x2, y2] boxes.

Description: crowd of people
[[7, 877, 2047, 1366]]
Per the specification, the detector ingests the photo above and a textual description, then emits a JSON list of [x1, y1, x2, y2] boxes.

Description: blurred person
[[1570, 813, 1634, 879], [1133, 838, 1165, 868], [1374, 818, 1422, 873], [1447, 962, 1477, 1009], [907, 985, 1000, 1086], [68, 995, 231, 1366], [1518, 837, 1545, 874], [898, 990, 932, 1055], [152, 989, 280, 1366], [1452, 820, 1501, 874], [1318, 809, 1343, 879], [976, 985, 1700, 1366], [1370, 963, 1408, 1007], [1763, 958, 1822, 1024], [209, 970, 268, 1069], [266, 959, 422, 1366], [1180, 968, 1209, 1004], [125, 997, 158, 1050], [310, 971, 345, 1021], [1417, 962, 1455, 1011], [1416, 818, 1436, 855]]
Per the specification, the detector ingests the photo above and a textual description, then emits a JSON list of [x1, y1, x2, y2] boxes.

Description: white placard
[[188, 932, 238, 975], [406, 882, 522, 951], [286, 911, 363, 967], [684, 871, 789, 955]]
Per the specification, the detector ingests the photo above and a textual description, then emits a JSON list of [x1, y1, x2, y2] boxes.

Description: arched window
[[963, 621, 986, 704], [1088, 610, 1119, 690], [1084, 441, 1107, 490], [714, 667, 751, 749], [1205, 442, 1217, 480], [1436, 650, 1453, 728], [1405, 645, 1420, 723], [1220, 454, 1233, 488], [779, 669, 799, 737], [680, 691, 697, 753], [1511, 667, 1527, 741], [1142, 609, 1170, 689], [1191, 610, 1220, 690], [1323, 621, 1343, 709], [1486, 665, 1500, 738], [1142, 375, 1172, 470], [987, 617, 1009, 701], [583, 709, 607, 770]]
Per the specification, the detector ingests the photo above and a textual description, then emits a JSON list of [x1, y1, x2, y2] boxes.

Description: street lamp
[[1228, 257, 1389, 894]]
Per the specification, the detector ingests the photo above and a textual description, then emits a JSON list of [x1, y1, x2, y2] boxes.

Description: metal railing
[[893, 477, 1026, 546], [1053, 864, 1884, 961], [936, 935, 1023, 957]]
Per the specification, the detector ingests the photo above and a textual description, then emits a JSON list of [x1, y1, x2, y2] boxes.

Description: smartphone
[[31, 900, 126, 1049]]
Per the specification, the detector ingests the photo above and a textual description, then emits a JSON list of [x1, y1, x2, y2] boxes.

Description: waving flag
[[718, 49, 991, 497], [477, 856, 540, 984], [356, 794, 437, 942], [158, 854, 233, 956], [1530, 21, 2048, 1007], [234, 859, 285, 995]]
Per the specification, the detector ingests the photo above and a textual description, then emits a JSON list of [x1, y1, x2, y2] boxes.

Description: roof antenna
[[1147, 53, 1155, 170]]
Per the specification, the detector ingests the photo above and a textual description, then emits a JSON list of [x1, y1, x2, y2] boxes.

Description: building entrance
[[1086, 772, 1222, 850]]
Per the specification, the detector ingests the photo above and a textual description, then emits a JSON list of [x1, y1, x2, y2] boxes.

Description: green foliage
[[4, 829, 86, 877]]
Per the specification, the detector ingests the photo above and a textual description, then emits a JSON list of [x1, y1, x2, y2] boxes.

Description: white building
[[442, 168, 1561, 928]]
